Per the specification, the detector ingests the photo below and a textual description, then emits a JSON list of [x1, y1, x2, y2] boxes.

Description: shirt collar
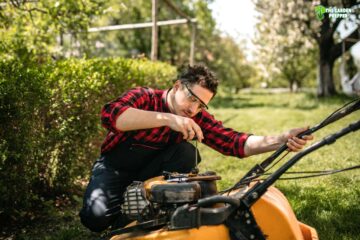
[[161, 88, 172, 113]]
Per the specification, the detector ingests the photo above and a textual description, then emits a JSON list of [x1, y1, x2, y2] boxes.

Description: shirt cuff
[[237, 133, 253, 158], [107, 105, 130, 133]]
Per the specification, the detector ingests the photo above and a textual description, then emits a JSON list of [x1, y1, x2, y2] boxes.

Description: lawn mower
[[104, 98, 360, 240]]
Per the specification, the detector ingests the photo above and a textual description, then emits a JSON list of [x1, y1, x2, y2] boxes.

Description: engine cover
[[149, 182, 201, 204], [121, 172, 221, 222]]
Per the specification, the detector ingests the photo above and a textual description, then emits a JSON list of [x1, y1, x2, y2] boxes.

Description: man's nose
[[189, 103, 199, 113]]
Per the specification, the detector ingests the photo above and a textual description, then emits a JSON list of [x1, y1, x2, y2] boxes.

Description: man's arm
[[244, 127, 314, 156], [116, 108, 204, 142], [101, 87, 202, 141], [116, 107, 169, 131], [116, 108, 312, 156]]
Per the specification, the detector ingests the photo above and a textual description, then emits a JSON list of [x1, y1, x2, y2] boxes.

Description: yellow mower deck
[[110, 185, 318, 240]]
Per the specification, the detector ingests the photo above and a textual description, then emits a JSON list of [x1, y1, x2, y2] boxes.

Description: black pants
[[79, 140, 201, 232]]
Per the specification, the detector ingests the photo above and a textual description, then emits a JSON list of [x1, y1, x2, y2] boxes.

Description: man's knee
[[79, 196, 131, 232], [79, 197, 115, 232], [79, 157, 132, 232], [79, 182, 116, 232], [79, 206, 108, 232]]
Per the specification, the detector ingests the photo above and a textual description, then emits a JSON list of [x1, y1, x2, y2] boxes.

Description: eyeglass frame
[[182, 83, 209, 110]]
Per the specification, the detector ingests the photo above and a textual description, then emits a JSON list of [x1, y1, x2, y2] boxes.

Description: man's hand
[[166, 114, 204, 142], [282, 127, 314, 152], [244, 126, 314, 157]]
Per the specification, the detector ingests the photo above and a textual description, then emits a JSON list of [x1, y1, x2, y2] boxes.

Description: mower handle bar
[[238, 98, 360, 185]]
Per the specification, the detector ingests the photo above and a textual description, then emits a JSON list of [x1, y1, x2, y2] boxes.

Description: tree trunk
[[317, 58, 336, 97], [317, 20, 337, 97], [289, 80, 294, 92], [289, 80, 299, 93]]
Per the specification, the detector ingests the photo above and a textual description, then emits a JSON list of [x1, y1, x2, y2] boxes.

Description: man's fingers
[[301, 135, 314, 140], [292, 137, 306, 145], [187, 128, 195, 140], [287, 138, 303, 151], [177, 117, 203, 142], [192, 123, 204, 142], [195, 131, 204, 142], [296, 126, 314, 140], [182, 127, 189, 140], [286, 142, 300, 152]]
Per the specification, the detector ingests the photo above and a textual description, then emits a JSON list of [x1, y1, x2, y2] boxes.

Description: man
[[79, 64, 313, 232]]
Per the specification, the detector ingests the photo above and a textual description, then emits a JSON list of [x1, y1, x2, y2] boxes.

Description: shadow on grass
[[278, 185, 360, 240], [305, 92, 356, 103]]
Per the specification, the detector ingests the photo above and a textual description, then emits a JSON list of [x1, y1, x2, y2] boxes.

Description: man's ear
[[173, 80, 181, 92]]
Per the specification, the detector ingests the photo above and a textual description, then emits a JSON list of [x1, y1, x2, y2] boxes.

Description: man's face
[[172, 81, 214, 118]]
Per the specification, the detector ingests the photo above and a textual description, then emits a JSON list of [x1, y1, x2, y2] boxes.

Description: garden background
[[0, 1, 359, 239]]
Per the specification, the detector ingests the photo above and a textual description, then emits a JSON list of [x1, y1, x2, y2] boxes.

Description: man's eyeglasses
[[183, 84, 208, 110]]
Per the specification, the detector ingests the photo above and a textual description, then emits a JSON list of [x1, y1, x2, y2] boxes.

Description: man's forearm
[[244, 135, 286, 157], [115, 107, 170, 131]]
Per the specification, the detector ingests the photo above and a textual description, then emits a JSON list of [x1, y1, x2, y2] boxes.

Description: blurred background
[[1, 0, 359, 96], [0, 1, 359, 239]]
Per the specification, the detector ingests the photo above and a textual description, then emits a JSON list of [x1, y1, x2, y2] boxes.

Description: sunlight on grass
[[200, 91, 360, 240]]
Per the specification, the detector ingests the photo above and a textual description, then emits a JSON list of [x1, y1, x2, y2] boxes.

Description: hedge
[[0, 57, 176, 219]]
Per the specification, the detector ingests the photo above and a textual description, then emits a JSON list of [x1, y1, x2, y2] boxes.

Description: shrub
[[0, 57, 176, 221]]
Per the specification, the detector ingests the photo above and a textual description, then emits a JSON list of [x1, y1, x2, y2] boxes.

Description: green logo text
[[315, 5, 326, 20], [315, 5, 353, 20]]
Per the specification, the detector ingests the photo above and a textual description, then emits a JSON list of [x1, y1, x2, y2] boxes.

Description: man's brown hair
[[177, 64, 219, 96]]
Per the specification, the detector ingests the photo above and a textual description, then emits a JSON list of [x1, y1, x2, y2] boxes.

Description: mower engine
[[121, 171, 221, 222]]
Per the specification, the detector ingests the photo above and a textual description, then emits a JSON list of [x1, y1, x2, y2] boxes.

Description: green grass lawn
[[14, 90, 360, 240], [200, 90, 360, 240]]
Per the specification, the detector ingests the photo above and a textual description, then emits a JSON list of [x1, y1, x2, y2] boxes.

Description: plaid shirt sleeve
[[195, 111, 250, 158], [101, 87, 151, 133]]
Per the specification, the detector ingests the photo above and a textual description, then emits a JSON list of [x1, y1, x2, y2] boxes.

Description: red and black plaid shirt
[[101, 87, 250, 158]]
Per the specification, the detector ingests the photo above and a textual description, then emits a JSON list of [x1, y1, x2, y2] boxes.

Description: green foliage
[[0, 59, 49, 213], [253, 0, 360, 96], [254, 1, 318, 91], [0, 0, 107, 61], [1, 0, 252, 92], [205, 36, 255, 92], [87, 0, 216, 64], [0, 57, 176, 222], [85, 0, 253, 91]]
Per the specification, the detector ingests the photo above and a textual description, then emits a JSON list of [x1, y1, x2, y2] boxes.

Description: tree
[[87, 0, 252, 90], [206, 35, 255, 92], [278, 41, 317, 92], [0, 0, 108, 60], [254, 1, 317, 91], [88, 0, 217, 66], [314, 0, 359, 96], [254, 0, 360, 97], [0, 0, 252, 90]]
